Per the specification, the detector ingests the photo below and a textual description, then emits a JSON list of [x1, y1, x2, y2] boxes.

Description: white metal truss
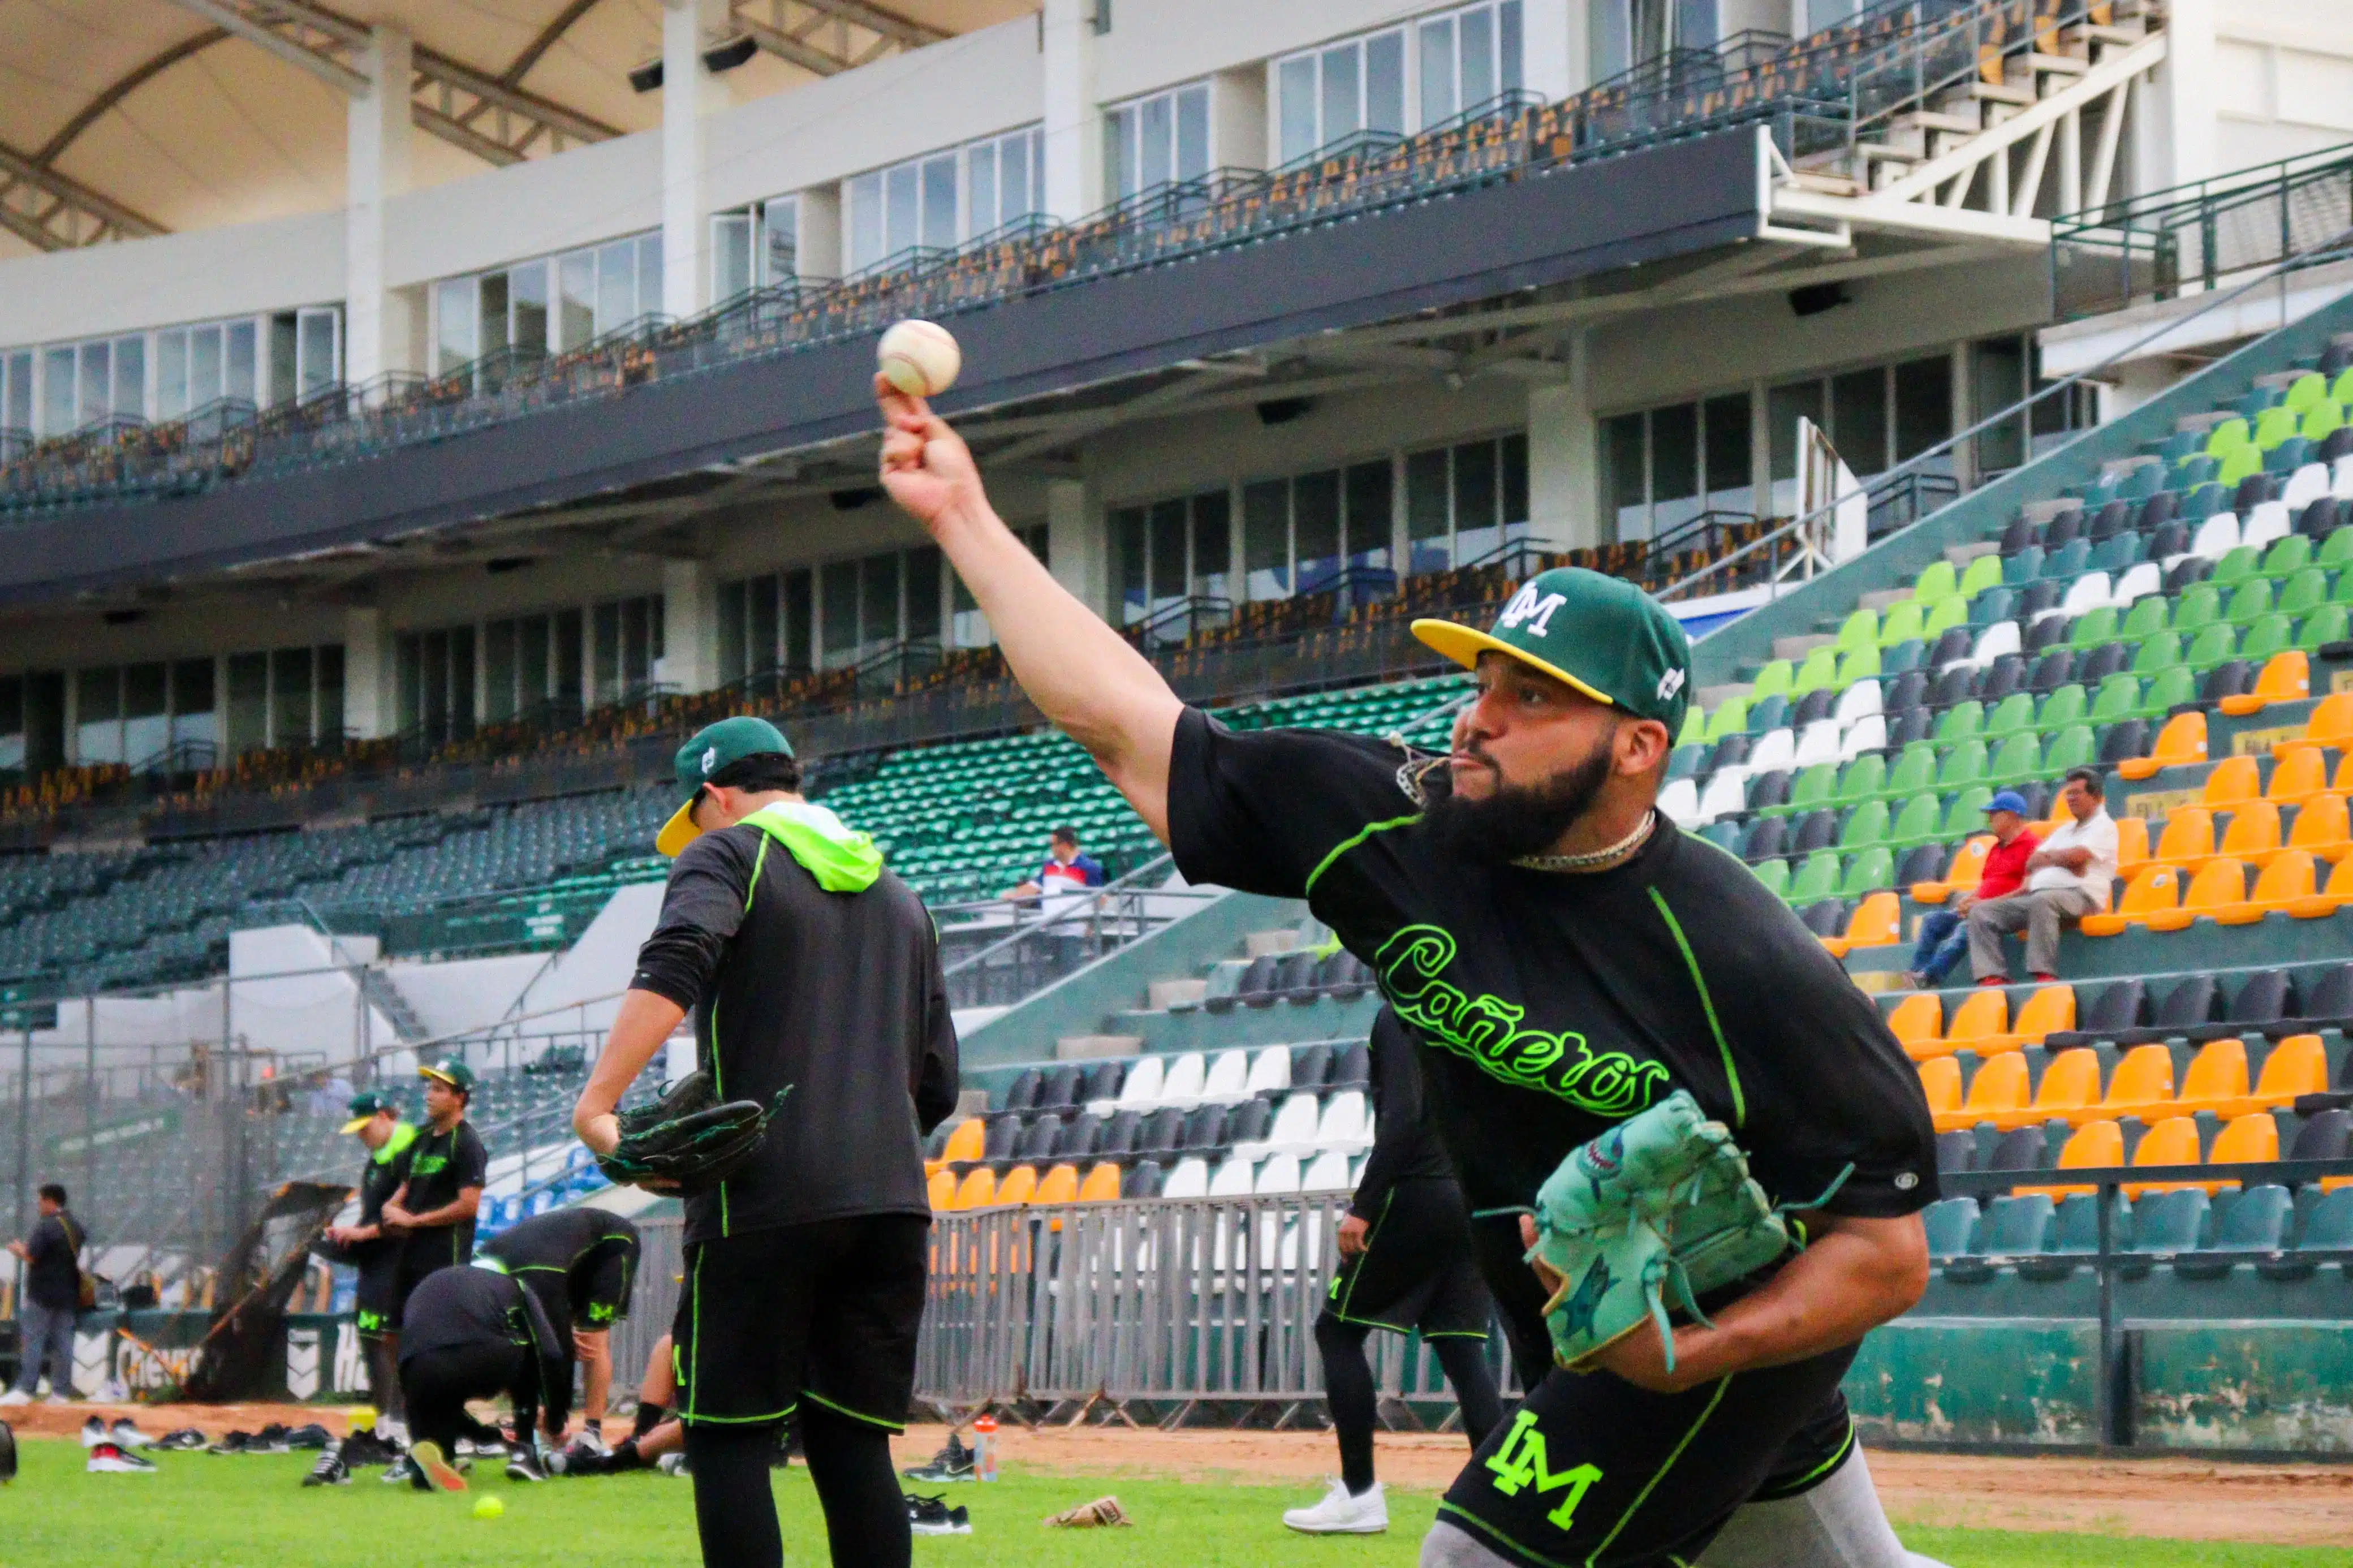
[[729, 0, 948, 76], [0, 141, 167, 250], [1762, 25, 2170, 252], [165, 0, 619, 166]]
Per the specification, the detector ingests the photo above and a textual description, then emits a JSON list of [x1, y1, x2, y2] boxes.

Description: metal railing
[[937, 853, 1219, 1011], [1658, 229, 2353, 605], [2054, 139, 2353, 320]]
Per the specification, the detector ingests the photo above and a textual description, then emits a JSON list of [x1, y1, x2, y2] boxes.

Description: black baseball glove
[[597, 1072, 791, 1194]]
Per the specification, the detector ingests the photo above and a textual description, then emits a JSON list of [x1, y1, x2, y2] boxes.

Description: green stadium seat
[[1836, 642, 1881, 684], [2240, 613, 2295, 666], [1936, 740, 1989, 790], [1922, 595, 1969, 641], [1937, 786, 1994, 836], [2089, 673, 2143, 724], [1984, 692, 2037, 738], [1703, 697, 1749, 742], [2297, 603, 2351, 652], [2260, 535, 2314, 580], [2068, 606, 2121, 651], [2037, 683, 2087, 730], [2044, 723, 2097, 775], [2223, 579, 2274, 626], [1838, 800, 1890, 852], [2203, 417, 2250, 459], [1770, 763, 1839, 820], [1792, 647, 1841, 696], [1876, 601, 1926, 649], [1911, 559, 1959, 605], [1887, 792, 1945, 847], [1751, 660, 1795, 700], [1788, 851, 1841, 904], [2283, 372, 2329, 415], [2132, 633, 2184, 675], [1881, 743, 1938, 801], [1835, 608, 1878, 652], [2119, 595, 2171, 640], [1987, 734, 2042, 786], [1749, 859, 1791, 898], [1958, 554, 2003, 600], [1934, 701, 1985, 744], [1837, 753, 1889, 807], [2276, 567, 2330, 620], [1840, 847, 1895, 897], [2136, 665, 2198, 718]]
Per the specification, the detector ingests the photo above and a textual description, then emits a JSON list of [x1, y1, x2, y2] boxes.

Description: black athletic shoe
[[206, 1431, 252, 1455], [303, 1449, 350, 1487], [338, 1430, 400, 1468], [153, 1428, 207, 1451], [285, 1424, 331, 1450], [247, 1424, 292, 1454], [504, 1445, 550, 1483], [906, 1493, 972, 1536], [380, 1455, 417, 1487], [903, 1433, 974, 1484]]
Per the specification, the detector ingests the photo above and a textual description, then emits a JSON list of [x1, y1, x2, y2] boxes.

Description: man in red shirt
[[1907, 790, 2038, 988]]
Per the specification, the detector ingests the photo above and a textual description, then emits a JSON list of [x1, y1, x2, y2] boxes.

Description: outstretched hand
[[877, 374, 986, 535]]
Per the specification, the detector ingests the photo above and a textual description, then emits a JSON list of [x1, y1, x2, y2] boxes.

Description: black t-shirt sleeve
[[1351, 1014, 1425, 1220], [453, 1124, 489, 1190], [1166, 708, 1423, 898], [630, 832, 755, 1010], [913, 922, 960, 1137], [1658, 845, 1939, 1219]]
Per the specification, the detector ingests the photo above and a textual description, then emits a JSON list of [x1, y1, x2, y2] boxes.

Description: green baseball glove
[[1524, 1089, 1802, 1374], [598, 1072, 791, 1195]]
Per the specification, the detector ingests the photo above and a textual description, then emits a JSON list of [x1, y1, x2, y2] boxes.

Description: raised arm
[[877, 378, 1184, 842]]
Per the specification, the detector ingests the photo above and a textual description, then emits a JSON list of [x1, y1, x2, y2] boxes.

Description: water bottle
[[971, 1414, 999, 1481]]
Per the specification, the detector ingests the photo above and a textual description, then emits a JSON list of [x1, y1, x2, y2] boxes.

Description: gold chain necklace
[[1511, 809, 1658, 875]]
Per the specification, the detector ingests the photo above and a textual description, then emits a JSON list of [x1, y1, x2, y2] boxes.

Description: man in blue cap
[[574, 714, 959, 1568], [1904, 791, 2039, 989], [878, 380, 1947, 1568]]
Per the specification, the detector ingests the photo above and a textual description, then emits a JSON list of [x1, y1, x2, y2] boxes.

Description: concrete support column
[[1523, 0, 1581, 101], [344, 27, 414, 387], [661, 557, 721, 693], [1527, 336, 1600, 550], [1041, 0, 1101, 223], [662, 0, 732, 319], [1045, 479, 1106, 618], [2154, 0, 2214, 191], [342, 608, 395, 740]]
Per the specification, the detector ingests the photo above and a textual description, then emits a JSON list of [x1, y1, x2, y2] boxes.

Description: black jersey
[[630, 803, 961, 1244], [399, 1119, 488, 1264], [357, 1122, 419, 1230], [398, 1263, 573, 1435], [1352, 1008, 1457, 1221], [1166, 709, 1937, 1221], [479, 1207, 640, 1326]]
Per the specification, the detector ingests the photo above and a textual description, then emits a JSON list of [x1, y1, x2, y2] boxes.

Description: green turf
[[2, 1441, 2348, 1568]]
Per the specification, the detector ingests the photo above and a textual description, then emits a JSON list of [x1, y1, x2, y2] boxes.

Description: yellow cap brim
[[340, 1116, 376, 1135], [418, 1066, 460, 1088], [656, 797, 701, 858], [1408, 619, 1619, 710]]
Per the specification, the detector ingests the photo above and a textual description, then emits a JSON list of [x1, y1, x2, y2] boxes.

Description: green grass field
[[2, 1440, 2348, 1568]]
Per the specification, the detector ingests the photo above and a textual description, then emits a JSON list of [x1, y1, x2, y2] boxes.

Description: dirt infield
[[891, 1423, 2353, 1548], [15, 1403, 2351, 1547]]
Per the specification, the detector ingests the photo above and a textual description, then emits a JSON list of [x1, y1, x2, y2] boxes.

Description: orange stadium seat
[[2081, 864, 2180, 935], [2220, 650, 2309, 715], [1034, 1163, 1081, 1206], [1078, 1162, 1123, 1203], [2099, 1044, 2178, 1121], [2124, 1117, 2205, 1198], [2200, 756, 2261, 811], [2172, 1039, 2249, 1117], [1991, 1046, 2100, 1131], [1913, 836, 1992, 903], [2265, 747, 2329, 806], [2197, 1113, 2280, 1193], [1943, 988, 2009, 1053], [2147, 858, 2244, 931], [952, 1167, 999, 1210], [2017, 1119, 2123, 1200], [2118, 711, 2207, 781], [1888, 992, 1946, 1060], [2295, 853, 2353, 917], [2282, 792, 2352, 864], [1979, 984, 2077, 1052], [2211, 800, 2281, 868], [2151, 807, 2214, 868], [2217, 848, 2313, 922], [995, 1165, 1039, 1206], [939, 1118, 986, 1165], [2277, 692, 2353, 757], [928, 1168, 958, 1210], [1822, 891, 1901, 957], [1934, 1051, 2027, 1132], [2114, 815, 2151, 878], [2220, 1035, 2329, 1119], [1916, 1057, 1962, 1117]]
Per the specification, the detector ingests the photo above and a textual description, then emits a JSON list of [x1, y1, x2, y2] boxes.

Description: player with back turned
[[574, 716, 960, 1568], [876, 372, 1949, 1568]]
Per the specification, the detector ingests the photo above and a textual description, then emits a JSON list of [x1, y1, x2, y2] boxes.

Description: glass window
[[5, 350, 31, 433], [1649, 402, 1699, 534], [1768, 377, 1827, 512], [1894, 355, 1953, 463], [75, 666, 120, 764], [1454, 440, 1502, 558], [1675, 0, 1716, 53], [1603, 412, 1649, 542], [42, 345, 75, 434], [1406, 447, 1452, 572], [920, 154, 958, 248], [1808, 0, 1861, 32], [1419, 17, 1458, 127], [269, 312, 299, 407], [510, 261, 549, 356], [1243, 478, 1290, 598], [847, 171, 885, 270], [861, 552, 901, 648], [1148, 498, 1188, 610], [436, 278, 476, 373], [170, 658, 214, 753], [227, 652, 268, 756], [1345, 460, 1393, 568], [886, 163, 920, 257], [1366, 31, 1406, 133], [191, 324, 223, 408], [1292, 471, 1343, 592], [1591, 0, 1632, 81], [1278, 35, 1403, 163], [821, 561, 859, 662], [478, 271, 510, 357], [558, 251, 597, 348], [123, 662, 167, 766], [1703, 393, 1752, 513], [111, 335, 143, 419], [298, 309, 338, 399], [1832, 367, 1887, 475], [1110, 85, 1211, 198], [77, 341, 109, 427], [1278, 55, 1318, 164], [317, 645, 343, 742], [906, 549, 942, 643], [485, 619, 518, 721], [1192, 490, 1231, 599], [1113, 506, 1149, 622], [761, 197, 798, 286], [635, 233, 662, 316], [1322, 44, 1361, 141], [967, 143, 997, 236], [784, 570, 812, 672], [597, 240, 635, 331], [1973, 337, 2028, 473], [1419, 2, 1522, 127], [272, 647, 313, 746], [711, 213, 753, 304]]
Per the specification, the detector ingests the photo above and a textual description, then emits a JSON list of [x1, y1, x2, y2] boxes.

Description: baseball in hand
[[877, 319, 961, 398]]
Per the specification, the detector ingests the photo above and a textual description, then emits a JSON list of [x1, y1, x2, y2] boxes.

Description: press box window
[[1111, 490, 1234, 625], [1106, 82, 1212, 199]]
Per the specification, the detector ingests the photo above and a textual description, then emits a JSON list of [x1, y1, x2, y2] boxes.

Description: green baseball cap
[[658, 715, 794, 856], [341, 1091, 397, 1135], [1412, 567, 1692, 734], [419, 1058, 475, 1095]]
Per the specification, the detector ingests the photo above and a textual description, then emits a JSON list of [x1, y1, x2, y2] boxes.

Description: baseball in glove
[[1521, 1089, 1847, 1374], [596, 1071, 791, 1194]]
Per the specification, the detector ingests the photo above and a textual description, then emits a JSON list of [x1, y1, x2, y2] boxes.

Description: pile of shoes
[[82, 1417, 157, 1474], [210, 1422, 333, 1455]]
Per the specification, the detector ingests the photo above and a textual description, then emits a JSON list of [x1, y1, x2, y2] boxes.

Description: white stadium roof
[[0, 0, 1033, 258]]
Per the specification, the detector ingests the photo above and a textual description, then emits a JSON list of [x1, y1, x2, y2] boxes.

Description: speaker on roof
[[1789, 282, 1852, 317]]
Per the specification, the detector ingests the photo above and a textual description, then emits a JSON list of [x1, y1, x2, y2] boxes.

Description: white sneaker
[[1283, 1478, 1387, 1535], [0, 1390, 28, 1407], [42, 1393, 71, 1406]]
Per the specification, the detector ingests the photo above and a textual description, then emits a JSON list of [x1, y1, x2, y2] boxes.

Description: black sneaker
[[903, 1433, 974, 1484], [505, 1445, 549, 1483], [303, 1449, 350, 1487], [248, 1424, 292, 1454], [154, 1428, 207, 1451], [206, 1431, 252, 1455], [285, 1424, 331, 1450], [907, 1493, 972, 1536], [380, 1455, 417, 1487], [339, 1430, 399, 1468]]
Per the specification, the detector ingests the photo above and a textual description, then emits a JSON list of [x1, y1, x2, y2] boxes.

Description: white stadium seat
[[2057, 571, 2111, 619], [1747, 727, 1796, 774], [1201, 1048, 1251, 1104], [1300, 1149, 1353, 1192], [1209, 1153, 1259, 1197], [1315, 1089, 1372, 1152], [1695, 769, 1749, 824], [1658, 776, 1702, 828], [2241, 500, 2290, 552], [1838, 714, 1887, 763], [1162, 1156, 1210, 1199], [2189, 511, 2240, 561], [2281, 463, 2330, 512], [1832, 679, 1882, 726], [2108, 561, 2161, 608], [1245, 1046, 1292, 1097], [1792, 720, 1841, 769], [1157, 1052, 1207, 1109], [1114, 1055, 1165, 1112]]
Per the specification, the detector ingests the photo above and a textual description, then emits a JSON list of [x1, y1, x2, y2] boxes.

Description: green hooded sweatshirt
[[740, 800, 883, 893]]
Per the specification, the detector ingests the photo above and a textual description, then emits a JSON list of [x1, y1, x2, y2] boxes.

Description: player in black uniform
[[477, 1207, 641, 1448], [573, 716, 959, 1568], [381, 1058, 488, 1321], [878, 383, 1946, 1568], [315, 1092, 419, 1433], [395, 1256, 572, 1492], [1285, 1007, 1508, 1536]]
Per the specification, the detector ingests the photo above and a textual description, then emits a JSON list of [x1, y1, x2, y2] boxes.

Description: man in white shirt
[[1966, 768, 2120, 983]]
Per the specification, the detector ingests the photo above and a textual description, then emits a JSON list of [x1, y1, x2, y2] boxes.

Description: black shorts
[[1328, 1178, 1491, 1338], [574, 1235, 637, 1328], [354, 1245, 404, 1336], [1468, 1209, 1558, 1393], [1436, 1346, 1859, 1568], [389, 1227, 472, 1328], [671, 1213, 928, 1431]]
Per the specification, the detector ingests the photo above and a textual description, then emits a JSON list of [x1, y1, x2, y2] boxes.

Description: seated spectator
[[1002, 825, 1106, 904], [1966, 768, 2119, 985], [1906, 790, 2039, 989]]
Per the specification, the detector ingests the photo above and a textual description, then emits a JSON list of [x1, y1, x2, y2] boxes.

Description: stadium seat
[[1993, 1046, 2101, 1132], [1944, 988, 2010, 1054], [2100, 1044, 2179, 1121], [2148, 856, 2247, 931], [1911, 835, 1993, 903], [940, 1118, 986, 1165], [1934, 1052, 2027, 1133], [2219, 1035, 2330, 1118], [2178, 1184, 2294, 1279], [2117, 711, 2208, 780], [1916, 1057, 1962, 1117], [2017, 1119, 2124, 1200], [2125, 1117, 2205, 1198], [2080, 864, 2181, 935], [1979, 984, 2078, 1051], [1078, 1162, 1123, 1203], [953, 1167, 1000, 1209], [996, 1165, 1040, 1205], [1888, 992, 1945, 1059], [928, 1168, 958, 1209], [2197, 1113, 2281, 1194]]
